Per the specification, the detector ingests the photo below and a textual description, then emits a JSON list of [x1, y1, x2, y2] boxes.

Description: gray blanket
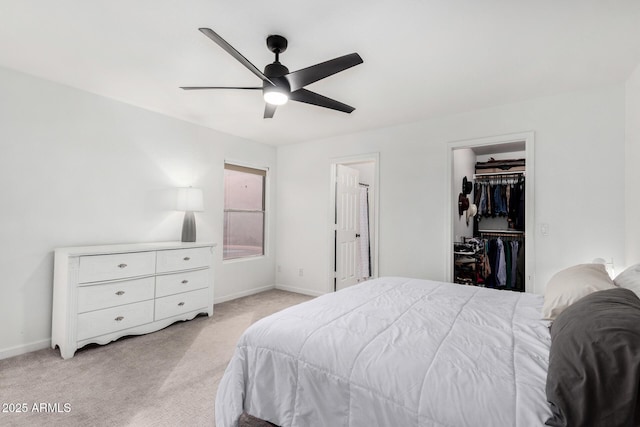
[[546, 287, 640, 426]]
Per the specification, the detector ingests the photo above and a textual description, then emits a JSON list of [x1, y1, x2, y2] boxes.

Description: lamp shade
[[176, 187, 204, 212]]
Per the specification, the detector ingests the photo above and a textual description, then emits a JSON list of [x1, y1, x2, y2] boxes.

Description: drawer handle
[[178, 302, 185, 307], [117, 263, 128, 269], [115, 316, 124, 322], [181, 280, 189, 284], [115, 291, 125, 296], [183, 257, 191, 261]]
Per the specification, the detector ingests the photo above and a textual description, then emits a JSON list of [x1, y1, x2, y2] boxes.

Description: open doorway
[[329, 153, 379, 292], [446, 132, 536, 293]]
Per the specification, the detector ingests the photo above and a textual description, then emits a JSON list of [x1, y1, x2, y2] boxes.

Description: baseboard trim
[[214, 285, 276, 304], [275, 284, 327, 298], [0, 338, 51, 361]]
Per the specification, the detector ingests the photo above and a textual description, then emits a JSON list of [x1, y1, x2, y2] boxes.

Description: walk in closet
[[452, 141, 529, 292]]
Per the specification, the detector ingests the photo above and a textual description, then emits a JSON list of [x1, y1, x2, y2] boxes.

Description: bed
[[215, 277, 552, 426], [217, 267, 640, 426]]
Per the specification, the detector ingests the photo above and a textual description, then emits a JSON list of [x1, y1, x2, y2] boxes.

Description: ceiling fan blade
[[198, 28, 274, 85], [289, 89, 355, 113], [180, 86, 262, 90], [286, 53, 363, 92], [264, 103, 277, 119]]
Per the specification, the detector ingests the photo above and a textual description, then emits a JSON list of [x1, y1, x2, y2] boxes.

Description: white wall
[[0, 66, 277, 358], [626, 62, 640, 268], [276, 85, 626, 296]]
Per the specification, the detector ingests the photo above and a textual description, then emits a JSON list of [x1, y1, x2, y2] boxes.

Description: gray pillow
[[545, 287, 640, 426], [615, 263, 640, 298]]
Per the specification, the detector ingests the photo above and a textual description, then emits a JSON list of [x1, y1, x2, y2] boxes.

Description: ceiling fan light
[[263, 88, 289, 105]]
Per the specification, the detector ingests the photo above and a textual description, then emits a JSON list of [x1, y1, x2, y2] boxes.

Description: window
[[223, 163, 266, 260]]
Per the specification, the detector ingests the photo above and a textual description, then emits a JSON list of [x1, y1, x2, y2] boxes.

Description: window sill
[[222, 254, 266, 264]]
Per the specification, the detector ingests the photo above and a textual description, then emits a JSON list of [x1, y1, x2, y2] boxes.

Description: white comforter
[[216, 277, 552, 426]]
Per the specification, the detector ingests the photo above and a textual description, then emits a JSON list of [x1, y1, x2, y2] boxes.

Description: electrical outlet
[[540, 223, 549, 236], [298, 268, 304, 277]]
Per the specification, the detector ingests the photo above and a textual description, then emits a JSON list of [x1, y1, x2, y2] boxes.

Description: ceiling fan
[[180, 28, 363, 118]]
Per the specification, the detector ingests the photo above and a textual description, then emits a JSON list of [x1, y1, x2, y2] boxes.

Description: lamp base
[[181, 211, 196, 242]]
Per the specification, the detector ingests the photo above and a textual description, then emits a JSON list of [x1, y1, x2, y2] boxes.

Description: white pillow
[[542, 263, 616, 321], [614, 263, 640, 298]]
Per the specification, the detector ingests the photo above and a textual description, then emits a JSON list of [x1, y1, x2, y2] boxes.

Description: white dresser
[[52, 242, 215, 359]]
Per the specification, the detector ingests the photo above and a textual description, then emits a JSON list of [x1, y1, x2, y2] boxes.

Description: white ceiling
[[1, 1, 640, 146]]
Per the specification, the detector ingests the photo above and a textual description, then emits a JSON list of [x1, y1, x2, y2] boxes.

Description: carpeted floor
[[0, 289, 312, 427]]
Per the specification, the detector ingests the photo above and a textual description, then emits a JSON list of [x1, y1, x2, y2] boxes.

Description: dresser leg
[[59, 346, 76, 360]]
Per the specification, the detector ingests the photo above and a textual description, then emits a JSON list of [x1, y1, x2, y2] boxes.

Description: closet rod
[[479, 232, 524, 240], [473, 171, 525, 178], [479, 229, 524, 235]]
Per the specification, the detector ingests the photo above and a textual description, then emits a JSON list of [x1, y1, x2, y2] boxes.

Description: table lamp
[[177, 187, 204, 242]]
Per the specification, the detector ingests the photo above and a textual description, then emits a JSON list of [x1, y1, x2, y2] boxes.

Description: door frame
[[445, 132, 537, 293], [328, 153, 380, 293]]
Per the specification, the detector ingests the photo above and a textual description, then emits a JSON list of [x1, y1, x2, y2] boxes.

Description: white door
[[335, 165, 360, 291]]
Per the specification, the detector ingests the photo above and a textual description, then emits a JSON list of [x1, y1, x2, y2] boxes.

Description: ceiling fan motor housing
[[263, 62, 290, 92]]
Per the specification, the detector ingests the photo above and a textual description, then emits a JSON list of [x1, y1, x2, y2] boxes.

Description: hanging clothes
[[473, 235, 524, 291], [493, 185, 507, 217], [510, 240, 519, 289], [495, 238, 506, 287], [504, 176, 526, 231], [474, 182, 482, 207], [488, 184, 495, 217], [515, 240, 525, 291], [516, 178, 525, 231], [479, 183, 487, 216], [504, 241, 512, 288], [474, 174, 525, 229], [486, 239, 498, 287]]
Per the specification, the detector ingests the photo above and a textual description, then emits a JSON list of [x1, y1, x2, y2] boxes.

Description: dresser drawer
[[77, 300, 154, 341], [155, 288, 209, 320], [77, 277, 155, 313], [78, 251, 156, 283], [156, 269, 209, 298], [156, 247, 211, 273]]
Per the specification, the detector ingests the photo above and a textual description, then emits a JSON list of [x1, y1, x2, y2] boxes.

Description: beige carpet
[[0, 289, 312, 427]]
